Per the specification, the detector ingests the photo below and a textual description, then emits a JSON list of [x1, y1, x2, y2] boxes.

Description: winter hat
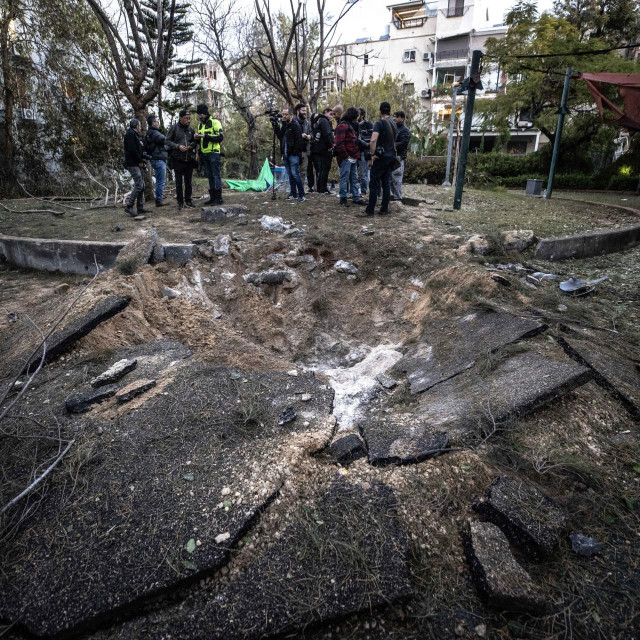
[[179, 109, 190, 118], [129, 118, 140, 129], [147, 114, 159, 127], [196, 103, 209, 115]]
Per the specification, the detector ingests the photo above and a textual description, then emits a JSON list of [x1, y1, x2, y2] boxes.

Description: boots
[[204, 189, 216, 206], [213, 188, 224, 205]]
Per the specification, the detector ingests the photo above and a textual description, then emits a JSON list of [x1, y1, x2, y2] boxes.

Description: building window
[[403, 82, 415, 94], [392, 2, 428, 29], [403, 49, 416, 63], [447, 0, 464, 18], [363, 53, 369, 65], [213, 70, 217, 80]]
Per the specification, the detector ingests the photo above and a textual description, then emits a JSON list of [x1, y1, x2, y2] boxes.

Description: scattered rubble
[[328, 434, 367, 465], [260, 215, 286, 232], [115, 378, 157, 403], [90, 358, 137, 387], [201, 204, 248, 222], [65, 384, 118, 413], [243, 270, 291, 286], [569, 532, 604, 557], [334, 260, 358, 275]]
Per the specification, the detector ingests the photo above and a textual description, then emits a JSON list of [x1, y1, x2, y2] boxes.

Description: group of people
[[122, 99, 410, 218], [122, 103, 223, 217], [274, 100, 410, 216]]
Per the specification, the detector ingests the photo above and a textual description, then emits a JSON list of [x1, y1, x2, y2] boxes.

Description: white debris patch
[[320, 345, 403, 431]]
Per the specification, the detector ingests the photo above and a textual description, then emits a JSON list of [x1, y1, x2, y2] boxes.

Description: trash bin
[[526, 179, 543, 196]]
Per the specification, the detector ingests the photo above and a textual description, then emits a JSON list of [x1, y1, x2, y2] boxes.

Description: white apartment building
[[326, 0, 544, 154], [180, 61, 229, 111]]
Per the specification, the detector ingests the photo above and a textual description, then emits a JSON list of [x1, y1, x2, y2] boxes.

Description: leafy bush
[[606, 174, 640, 191], [403, 155, 446, 184]]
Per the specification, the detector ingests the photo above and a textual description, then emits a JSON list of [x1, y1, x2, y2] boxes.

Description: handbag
[[384, 119, 402, 171]]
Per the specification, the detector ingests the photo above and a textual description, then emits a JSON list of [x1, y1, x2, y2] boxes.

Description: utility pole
[[544, 67, 572, 200], [442, 85, 458, 187], [453, 49, 483, 210]]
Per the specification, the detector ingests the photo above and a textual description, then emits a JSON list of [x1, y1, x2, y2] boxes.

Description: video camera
[[264, 108, 282, 126]]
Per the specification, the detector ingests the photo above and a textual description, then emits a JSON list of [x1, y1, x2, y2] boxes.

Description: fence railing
[[436, 48, 469, 61]]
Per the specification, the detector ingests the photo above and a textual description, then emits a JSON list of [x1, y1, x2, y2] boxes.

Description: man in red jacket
[[333, 107, 366, 207]]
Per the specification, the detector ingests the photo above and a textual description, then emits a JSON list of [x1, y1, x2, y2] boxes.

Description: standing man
[[391, 110, 411, 202], [145, 114, 179, 207], [194, 103, 224, 205], [166, 109, 196, 210], [274, 107, 305, 201], [357, 108, 373, 197], [364, 101, 397, 216], [123, 119, 150, 217], [310, 107, 334, 195], [334, 107, 366, 207], [295, 103, 312, 191]]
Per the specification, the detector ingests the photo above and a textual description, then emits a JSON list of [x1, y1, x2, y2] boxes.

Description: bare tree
[[248, 0, 361, 111]]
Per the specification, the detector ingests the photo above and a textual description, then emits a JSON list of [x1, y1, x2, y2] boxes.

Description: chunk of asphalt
[[398, 310, 546, 394], [90, 358, 137, 387], [278, 406, 296, 425], [361, 414, 449, 466], [115, 378, 157, 403], [557, 336, 640, 420], [244, 270, 291, 286], [465, 521, 549, 614], [569, 532, 604, 557], [65, 384, 118, 414], [20, 296, 131, 375], [328, 434, 367, 465], [473, 476, 567, 559], [414, 351, 592, 440], [0, 364, 334, 638], [116, 480, 413, 639]]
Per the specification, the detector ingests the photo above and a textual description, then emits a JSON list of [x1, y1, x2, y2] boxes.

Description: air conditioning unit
[[423, 52, 434, 65], [421, 88, 432, 99], [21, 108, 35, 120]]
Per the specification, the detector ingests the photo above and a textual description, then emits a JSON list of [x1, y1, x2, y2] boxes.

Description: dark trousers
[[307, 153, 317, 190], [201, 152, 221, 190], [366, 153, 395, 213], [312, 152, 332, 193], [173, 159, 194, 204], [125, 166, 145, 209]]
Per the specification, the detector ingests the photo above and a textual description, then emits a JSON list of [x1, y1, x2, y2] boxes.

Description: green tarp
[[225, 158, 273, 192]]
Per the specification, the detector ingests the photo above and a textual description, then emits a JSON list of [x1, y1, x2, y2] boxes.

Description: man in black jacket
[[357, 108, 373, 196], [145, 114, 179, 207], [274, 107, 305, 201], [166, 109, 196, 210], [123, 119, 150, 217], [295, 103, 312, 191], [391, 110, 411, 201], [310, 107, 334, 194]]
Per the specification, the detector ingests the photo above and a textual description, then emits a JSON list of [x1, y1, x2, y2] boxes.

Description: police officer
[[194, 103, 224, 205]]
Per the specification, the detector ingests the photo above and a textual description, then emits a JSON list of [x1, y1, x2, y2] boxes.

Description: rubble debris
[[90, 358, 137, 387], [569, 532, 604, 557], [491, 274, 511, 287], [284, 227, 305, 238], [162, 286, 182, 299], [20, 295, 131, 375], [243, 270, 291, 286], [201, 205, 248, 222], [376, 373, 398, 389], [115, 378, 157, 403], [65, 384, 118, 413], [468, 234, 491, 255], [114, 228, 157, 272], [501, 230, 535, 253], [328, 434, 367, 465], [399, 311, 546, 394], [278, 406, 296, 425], [212, 234, 231, 256], [260, 215, 286, 232], [559, 275, 607, 296], [473, 476, 567, 559], [465, 521, 549, 613], [334, 260, 358, 275]]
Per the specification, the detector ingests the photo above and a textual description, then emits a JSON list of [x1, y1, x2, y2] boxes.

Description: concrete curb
[[0, 234, 196, 274]]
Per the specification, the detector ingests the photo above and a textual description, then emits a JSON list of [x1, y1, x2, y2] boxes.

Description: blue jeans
[[358, 153, 369, 194], [339, 159, 360, 200], [284, 154, 304, 198], [150, 159, 166, 202], [201, 153, 222, 190]]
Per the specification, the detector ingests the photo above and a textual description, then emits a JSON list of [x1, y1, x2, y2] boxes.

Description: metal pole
[[442, 86, 458, 187], [271, 126, 277, 200], [453, 50, 483, 210], [544, 67, 572, 200]]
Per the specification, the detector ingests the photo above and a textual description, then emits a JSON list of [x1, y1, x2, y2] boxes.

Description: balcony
[[393, 16, 426, 28], [436, 48, 469, 61], [446, 6, 464, 17]]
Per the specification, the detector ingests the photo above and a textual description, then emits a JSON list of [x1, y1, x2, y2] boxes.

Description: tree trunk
[[0, 4, 18, 191], [248, 120, 259, 179], [135, 107, 155, 203]]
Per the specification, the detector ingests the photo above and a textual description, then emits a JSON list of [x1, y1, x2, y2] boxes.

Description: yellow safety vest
[[198, 117, 222, 154]]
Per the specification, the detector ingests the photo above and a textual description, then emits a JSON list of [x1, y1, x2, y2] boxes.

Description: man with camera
[[145, 114, 180, 207], [334, 107, 367, 207], [194, 103, 224, 205], [274, 107, 305, 201], [123, 118, 151, 217], [357, 108, 373, 196], [391, 110, 411, 202], [166, 109, 196, 211], [310, 107, 334, 194], [364, 101, 397, 216]]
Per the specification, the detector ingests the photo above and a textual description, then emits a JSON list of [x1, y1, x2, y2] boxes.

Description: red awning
[[581, 72, 640, 133]]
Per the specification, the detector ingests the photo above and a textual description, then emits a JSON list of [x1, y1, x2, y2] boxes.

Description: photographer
[[194, 103, 224, 205], [310, 107, 334, 194], [145, 114, 179, 207], [391, 110, 411, 202], [334, 107, 366, 207], [295, 103, 312, 191], [274, 107, 305, 201], [365, 101, 397, 216], [166, 109, 196, 211], [123, 119, 150, 217], [357, 108, 373, 196]]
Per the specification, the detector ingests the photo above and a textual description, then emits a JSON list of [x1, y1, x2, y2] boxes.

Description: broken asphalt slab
[[115, 480, 413, 640], [16, 295, 130, 376], [473, 475, 568, 559], [0, 353, 334, 638], [397, 311, 546, 394], [465, 521, 549, 614], [557, 335, 640, 420]]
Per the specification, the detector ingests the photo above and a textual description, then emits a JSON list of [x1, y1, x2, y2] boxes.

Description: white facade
[[181, 62, 229, 111]]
